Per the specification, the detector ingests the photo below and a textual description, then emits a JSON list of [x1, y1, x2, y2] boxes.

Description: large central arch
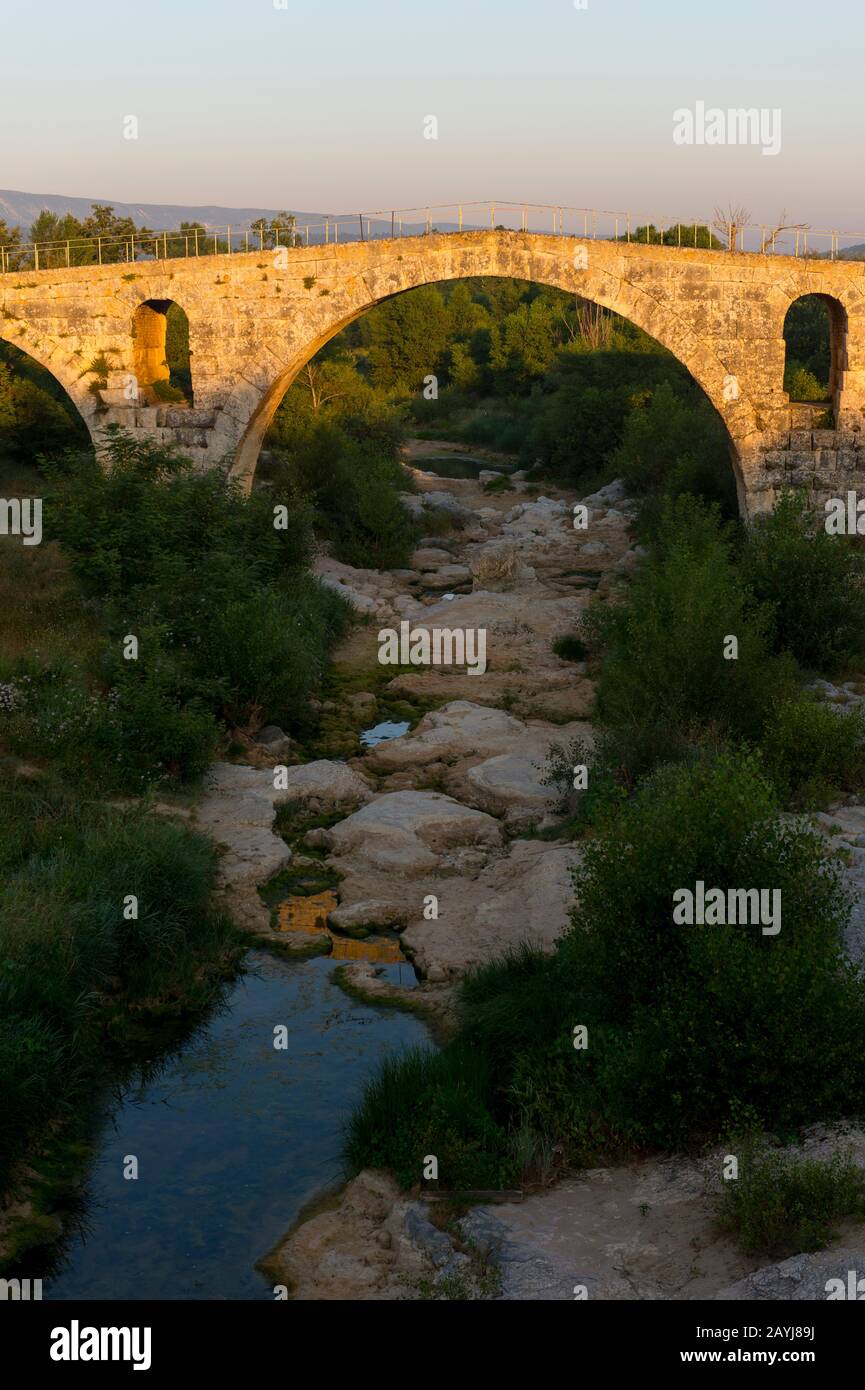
[[227, 239, 761, 508]]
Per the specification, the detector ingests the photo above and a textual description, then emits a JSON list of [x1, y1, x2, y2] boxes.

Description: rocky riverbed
[[192, 450, 865, 1300]]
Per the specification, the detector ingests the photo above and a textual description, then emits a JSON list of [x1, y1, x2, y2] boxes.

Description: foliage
[[0, 430, 351, 788], [585, 496, 796, 785], [740, 490, 865, 672], [344, 1043, 517, 1190], [349, 751, 865, 1186], [783, 296, 831, 388], [560, 750, 862, 1147], [717, 1143, 865, 1258], [761, 695, 865, 809], [0, 781, 237, 1191], [268, 405, 417, 569]]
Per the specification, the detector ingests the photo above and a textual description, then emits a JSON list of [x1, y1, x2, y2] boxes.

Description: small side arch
[[783, 292, 848, 419], [131, 299, 193, 404]]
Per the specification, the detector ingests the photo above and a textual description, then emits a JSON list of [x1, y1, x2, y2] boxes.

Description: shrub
[[482, 474, 514, 494], [740, 490, 865, 673], [586, 495, 797, 784], [24, 430, 346, 786], [343, 1042, 516, 1191], [560, 750, 864, 1147], [198, 576, 350, 726], [761, 694, 865, 809], [150, 378, 186, 403], [717, 1144, 865, 1258], [350, 748, 865, 1186], [784, 361, 828, 402], [269, 411, 417, 570], [609, 380, 736, 520], [552, 634, 588, 662]]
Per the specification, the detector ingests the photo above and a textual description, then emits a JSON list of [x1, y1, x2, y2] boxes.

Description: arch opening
[[783, 293, 847, 423], [252, 274, 741, 527], [231, 252, 753, 515], [131, 300, 193, 405], [0, 336, 92, 463]]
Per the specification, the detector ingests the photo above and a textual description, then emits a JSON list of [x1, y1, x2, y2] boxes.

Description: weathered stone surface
[[399, 838, 581, 979], [462, 751, 557, 826], [263, 1171, 434, 1301], [327, 791, 504, 876], [274, 759, 374, 812], [364, 701, 528, 771], [715, 1247, 865, 1301], [13, 234, 865, 514]]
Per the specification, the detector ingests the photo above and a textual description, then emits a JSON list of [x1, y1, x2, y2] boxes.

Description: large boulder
[[327, 790, 504, 876], [365, 701, 527, 771], [274, 759, 374, 813], [463, 751, 556, 827], [401, 838, 581, 979]]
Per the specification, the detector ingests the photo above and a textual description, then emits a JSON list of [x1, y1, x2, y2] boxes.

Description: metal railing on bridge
[[1, 202, 863, 274]]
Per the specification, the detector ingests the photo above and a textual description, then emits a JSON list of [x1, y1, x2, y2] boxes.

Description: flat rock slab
[[364, 700, 527, 771], [400, 838, 581, 979], [327, 790, 504, 876], [715, 1245, 865, 1300]]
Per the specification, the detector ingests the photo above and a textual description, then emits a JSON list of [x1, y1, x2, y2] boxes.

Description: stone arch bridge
[[3, 230, 865, 516]]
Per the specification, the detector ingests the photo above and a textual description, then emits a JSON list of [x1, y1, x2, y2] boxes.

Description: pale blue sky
[[1, 0, 863, 228]]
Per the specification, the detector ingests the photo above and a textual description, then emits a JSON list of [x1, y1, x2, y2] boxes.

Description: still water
[[40, 950, 425, 1300]]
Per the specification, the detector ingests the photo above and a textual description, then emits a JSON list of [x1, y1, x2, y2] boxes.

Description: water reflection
[[32, 951, 428, 1301]]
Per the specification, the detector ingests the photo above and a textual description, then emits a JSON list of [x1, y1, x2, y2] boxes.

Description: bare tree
[[762, 210, 810, 253], [299, 361, 348, 412], [712, 204, 752, 253]]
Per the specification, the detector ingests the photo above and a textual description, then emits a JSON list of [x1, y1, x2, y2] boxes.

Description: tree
[[366, 287, 449, 390], [250, 213, 299, 250], [0, 218, 23, 270], [712, 204, 751, 253]]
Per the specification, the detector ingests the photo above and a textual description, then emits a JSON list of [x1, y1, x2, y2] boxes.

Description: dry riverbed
[[193, 450, 865, 1300]]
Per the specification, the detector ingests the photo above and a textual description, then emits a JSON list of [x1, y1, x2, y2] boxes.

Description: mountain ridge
[[0, 189, 331, 234]]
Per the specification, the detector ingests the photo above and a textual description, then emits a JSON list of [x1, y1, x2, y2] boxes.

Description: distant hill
[[839, 243, 865, 261], [0, 189, 331, 236]]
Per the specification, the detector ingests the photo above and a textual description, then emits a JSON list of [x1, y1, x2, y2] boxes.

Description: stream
[[34, 949, 426, 1301]]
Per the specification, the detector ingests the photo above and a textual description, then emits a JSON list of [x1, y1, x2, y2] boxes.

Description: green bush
[[762, 695, 865, 809], [20, 429, 348, 787], [560, 750, 863, 1147], [586, 496, 797, 785], [349, 750, 865, 1185], [150, 379, 186, 403], [608, 381, 737, 528], [198, 576, 350, 725], [482, 474, 514, 494], [344, 1042, 516, 1191], [740, 490, 865, 673], [552, 634, 588, 662], [717, 1144, 865, 1258], [784, 361, 828, 403], [269, 409, 417, 570]]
